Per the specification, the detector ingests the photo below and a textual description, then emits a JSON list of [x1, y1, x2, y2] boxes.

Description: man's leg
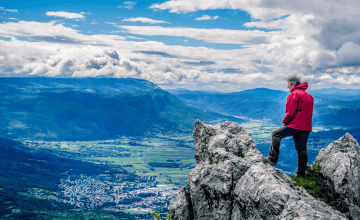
[[293, 131, 310, 177], [268, 126, 296, 166]]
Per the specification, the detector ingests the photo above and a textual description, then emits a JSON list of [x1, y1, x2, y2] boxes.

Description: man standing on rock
[[265, 75, 314, 178]]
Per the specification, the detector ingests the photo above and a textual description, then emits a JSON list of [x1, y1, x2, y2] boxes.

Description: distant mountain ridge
[[167, 87, 360, 127], [311, 88, 360, 95], [167, 88, 288, 123], [0, 77, 246, 141], [0, 77, 160, 95], [310, 88, 360, 101]]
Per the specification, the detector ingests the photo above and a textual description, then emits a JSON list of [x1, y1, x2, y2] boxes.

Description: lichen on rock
[[170, 120, 360, 220]]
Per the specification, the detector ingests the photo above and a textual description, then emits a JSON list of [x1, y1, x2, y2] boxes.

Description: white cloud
[[8, 18, 18, 20], [150, 0, 235, 13], [72, 24, 79, 27], [335, 42, 360, 66], [126, 36, 143, 40], [0, 1, 356, 90], [1, 19, 360, 91], [46, 11, 85, 19], [195, 15, 211, 20], [90, 22, 99, 25], [122, 17, 169, 24], [145, 1, 360, 87], [195, 15, 219, 20], [150, 0, 360, 50], [0, 21, 125, 45], [0, 21, 271, 88], [118, 1, 137, 9], [0, 7, 18, 13], [105, 22, 117, 25], [316, 74, 360, 85], [117, 25, 275, 44], [150, 0, 360, 20]]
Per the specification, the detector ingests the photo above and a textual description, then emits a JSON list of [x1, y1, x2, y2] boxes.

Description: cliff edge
[[169, 120, 360, 220]]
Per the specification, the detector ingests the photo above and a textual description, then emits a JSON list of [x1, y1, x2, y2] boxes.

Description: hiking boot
[[262, 156, 275, 166]]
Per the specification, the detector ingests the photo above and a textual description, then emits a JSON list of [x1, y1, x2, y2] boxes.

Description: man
[[265, 75, 314, 178]]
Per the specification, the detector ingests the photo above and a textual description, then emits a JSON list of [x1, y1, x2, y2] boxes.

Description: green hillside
[[0, 77, 246, 141]]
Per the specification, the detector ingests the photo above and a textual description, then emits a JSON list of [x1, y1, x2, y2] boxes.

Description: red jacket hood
[[291, 82, 308, 92]]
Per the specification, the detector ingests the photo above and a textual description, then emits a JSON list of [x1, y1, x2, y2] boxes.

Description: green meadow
[[23, 122, 290, 188], [28, 136, 195, 187]]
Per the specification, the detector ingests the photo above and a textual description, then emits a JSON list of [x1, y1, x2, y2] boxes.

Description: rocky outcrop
[[312, 133, 360, 219], [170, 120, 360, 220]]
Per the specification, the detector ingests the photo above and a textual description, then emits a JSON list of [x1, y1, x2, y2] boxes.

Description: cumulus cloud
[[2, 16, 360, 91], [118, 1, 137, 9], [336, 42, 360, 66], [117, 25, 274, 44], [46, 11, 85, 19], [316, 74, 360, 85], [146, 0, 360, 87], [150, 0, 360, 53], [195, 15, 219, 20], [149, 0, 360, 20], [122, 17, 169, 24], [0, 22, 276, 89], [313, 18, 360, 51]]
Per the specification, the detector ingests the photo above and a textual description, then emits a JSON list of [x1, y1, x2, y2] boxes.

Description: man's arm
[[282, 93, 299, 125]]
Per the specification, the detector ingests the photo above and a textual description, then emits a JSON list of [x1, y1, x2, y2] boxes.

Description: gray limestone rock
[[313, 133, 360, 220], [170, 120, 360, 220], [169, 186, 193, 220]]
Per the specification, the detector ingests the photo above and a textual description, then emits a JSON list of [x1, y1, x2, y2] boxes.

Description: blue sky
[[1, 0, 360, 92]]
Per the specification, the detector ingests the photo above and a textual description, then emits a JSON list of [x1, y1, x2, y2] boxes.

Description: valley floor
[[2, 120, 357, 219]]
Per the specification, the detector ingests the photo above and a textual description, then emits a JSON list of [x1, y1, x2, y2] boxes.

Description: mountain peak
[[170, 120, 360, 220]]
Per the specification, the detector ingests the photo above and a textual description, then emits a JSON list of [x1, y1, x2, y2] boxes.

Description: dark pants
[[268, 126, 311, 177]]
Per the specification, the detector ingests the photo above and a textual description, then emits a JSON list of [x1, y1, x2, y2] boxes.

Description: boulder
[[312, 133, 360, 219], [170, 120, 360, 220]]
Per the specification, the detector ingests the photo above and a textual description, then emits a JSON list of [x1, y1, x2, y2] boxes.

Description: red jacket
[[282, 82, 314, 131]]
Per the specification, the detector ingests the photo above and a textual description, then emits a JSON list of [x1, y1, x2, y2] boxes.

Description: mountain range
[[167, 87, 360, 128], [0, 77, 245, 141], [1, 77, 359, 141]]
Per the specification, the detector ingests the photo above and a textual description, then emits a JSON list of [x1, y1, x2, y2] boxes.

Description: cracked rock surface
[[170, 120, 360, 220]]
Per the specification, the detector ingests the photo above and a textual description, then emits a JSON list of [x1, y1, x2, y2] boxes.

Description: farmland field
[[20, 121, 338, 187]]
